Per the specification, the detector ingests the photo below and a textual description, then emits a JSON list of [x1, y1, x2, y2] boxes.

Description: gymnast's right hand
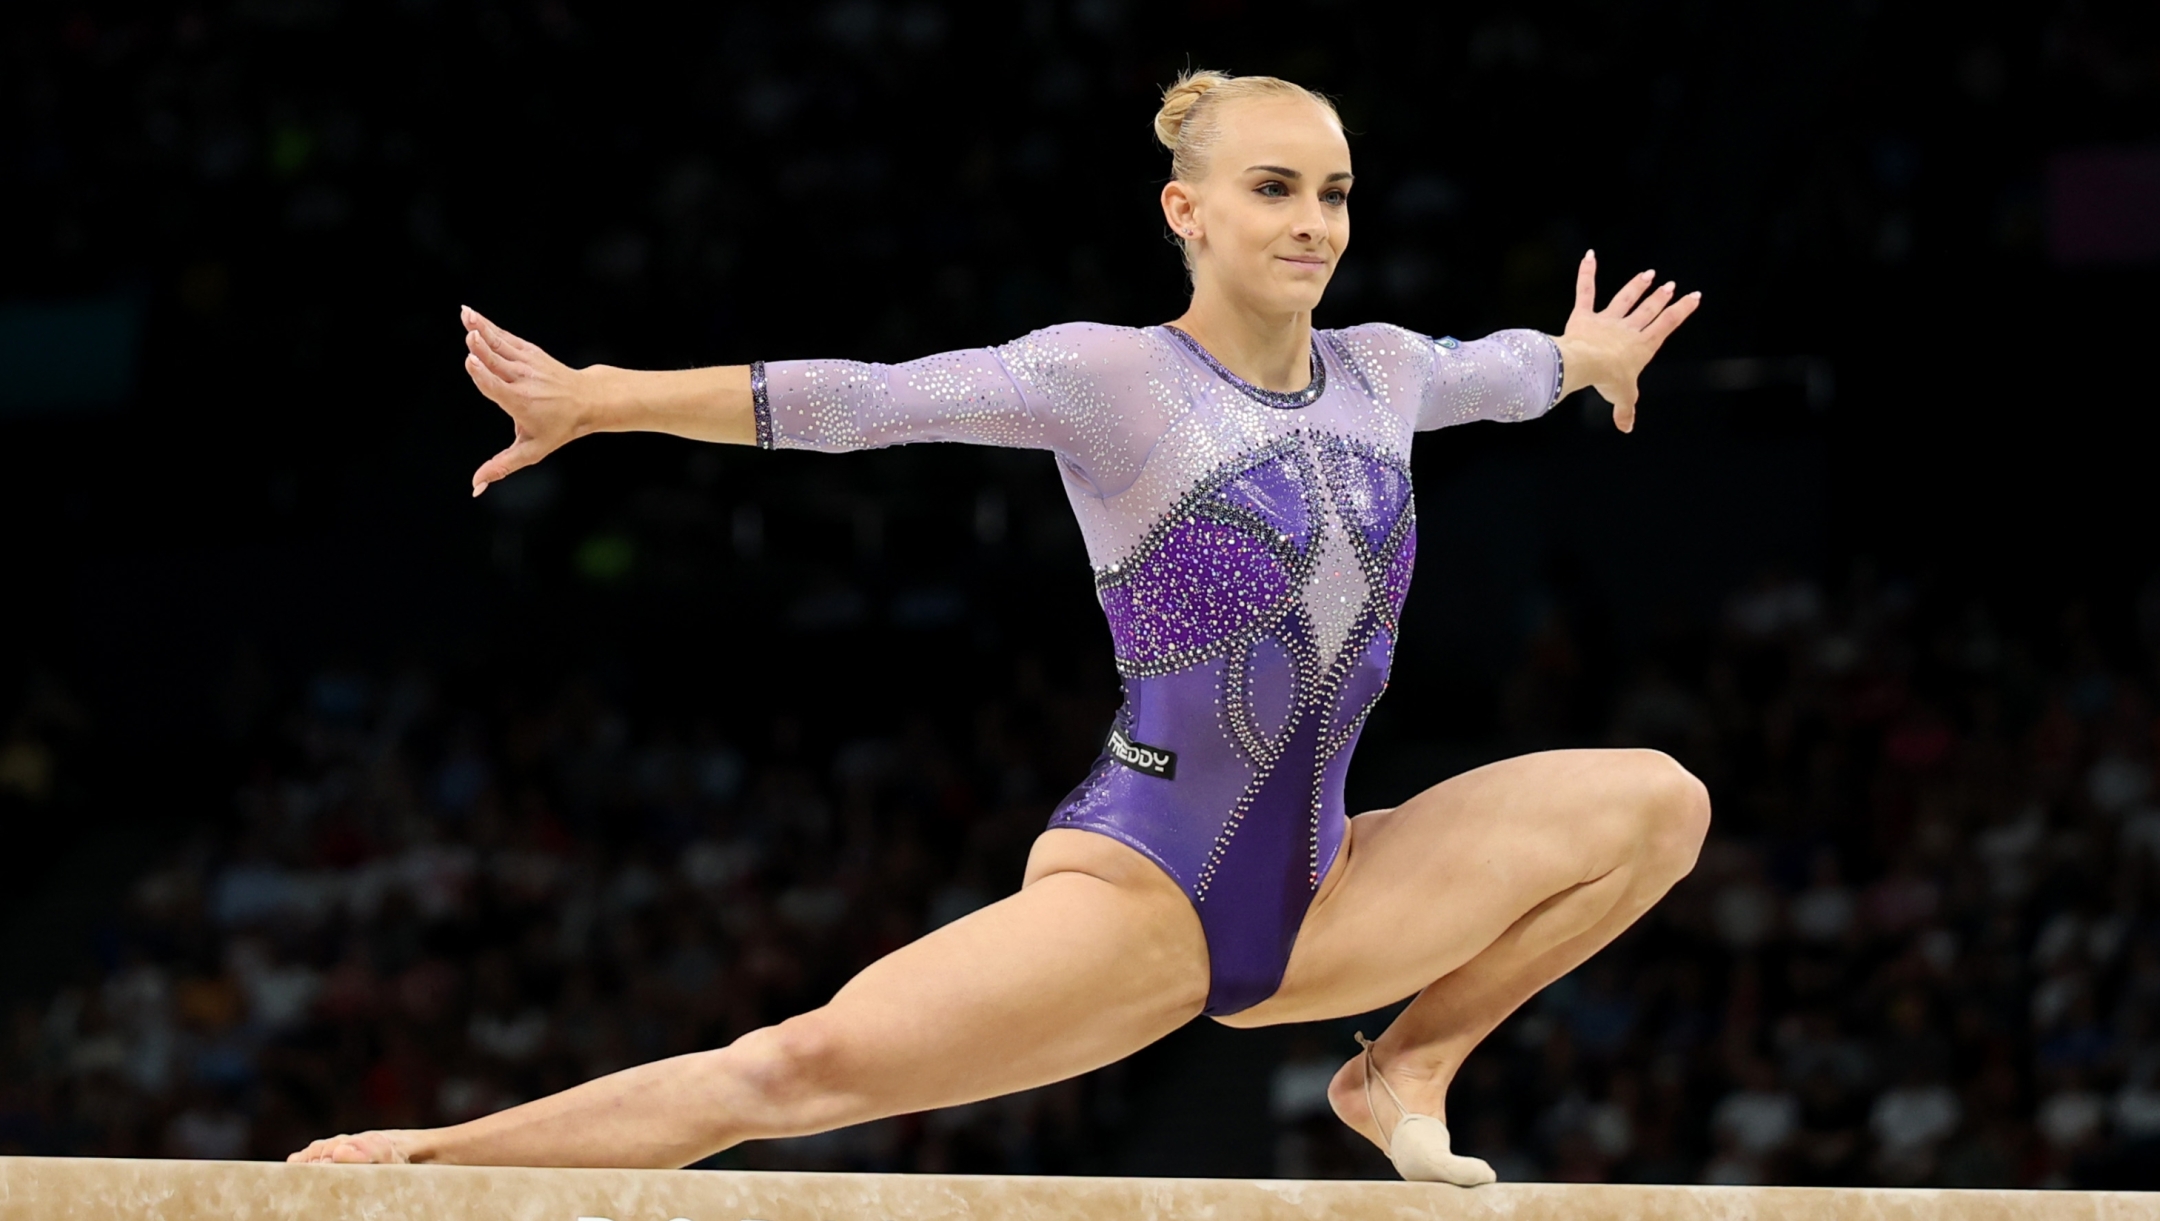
[[460, 304, 601, 499], [460, 306, 756, 495], [287, 1129, 415, 1164]]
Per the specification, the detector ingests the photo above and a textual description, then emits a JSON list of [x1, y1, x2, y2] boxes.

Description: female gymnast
[[293, 70, 1709, 1183]]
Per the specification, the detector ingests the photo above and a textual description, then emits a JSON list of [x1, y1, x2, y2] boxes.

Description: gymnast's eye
[[1255, 180, 1289, 198], [1322, 188, 1348, 206]]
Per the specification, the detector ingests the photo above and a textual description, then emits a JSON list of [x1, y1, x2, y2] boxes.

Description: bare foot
[[1325, 1040, 1462, 1152], [288, 1130, 417, 1164]]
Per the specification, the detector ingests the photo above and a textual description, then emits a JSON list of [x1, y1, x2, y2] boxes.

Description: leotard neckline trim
[[1159, 325, 1326, 410]]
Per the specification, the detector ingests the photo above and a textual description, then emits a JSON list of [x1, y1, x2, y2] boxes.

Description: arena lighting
[[0, 1157, 2153, 1221]]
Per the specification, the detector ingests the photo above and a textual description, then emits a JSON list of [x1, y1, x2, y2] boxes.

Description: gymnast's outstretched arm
[[459, 308, 1155, 499]]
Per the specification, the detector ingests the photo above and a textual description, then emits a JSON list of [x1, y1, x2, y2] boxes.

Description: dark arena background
[[4, 0, 2159, 1189]]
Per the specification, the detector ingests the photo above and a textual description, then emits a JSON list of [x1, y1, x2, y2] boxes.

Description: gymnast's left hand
[[1552, 250, 1702, 433], [287, 1128, 416, 1164]]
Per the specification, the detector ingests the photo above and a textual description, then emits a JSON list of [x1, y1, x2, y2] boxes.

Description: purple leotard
[[755, 322, 1561, 1014]]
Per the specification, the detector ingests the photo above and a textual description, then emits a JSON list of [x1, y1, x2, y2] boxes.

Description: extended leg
[[290, 830, 1208, 1168], [1223, 749, 1709, 1153]]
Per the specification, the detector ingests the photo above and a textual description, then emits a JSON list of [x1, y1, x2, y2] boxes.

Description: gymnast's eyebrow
[[1245, 165, 1355, 183]]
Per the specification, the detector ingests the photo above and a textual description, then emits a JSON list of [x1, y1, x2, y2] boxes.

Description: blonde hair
[[1153, 68, 1342, 185]]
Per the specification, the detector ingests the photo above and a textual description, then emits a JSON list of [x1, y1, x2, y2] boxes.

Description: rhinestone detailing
[[1088, 430, 1413, 925], [1095, 438, 1314, 676], [754, 319, 1561, 1016], [1160, 324, 1327, 409], [749, 360, 772, 450], [1300, 509, 1366, 668]]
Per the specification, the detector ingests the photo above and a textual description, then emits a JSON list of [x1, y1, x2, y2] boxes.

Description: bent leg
[[293, 829, 1208, 1168], [1223, 748, 1709, 1148]]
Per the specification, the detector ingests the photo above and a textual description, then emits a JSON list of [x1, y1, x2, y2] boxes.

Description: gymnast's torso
[[754, 320, 1560, 1014]]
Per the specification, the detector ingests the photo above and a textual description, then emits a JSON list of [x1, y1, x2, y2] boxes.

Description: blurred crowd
[[16, 0, 2150, 389], [0, 628, 1132, 1170], [6, 567, 2160, 1190]]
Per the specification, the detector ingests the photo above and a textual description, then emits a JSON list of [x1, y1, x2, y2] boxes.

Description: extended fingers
[[462, 306, 546, 364], [465, 328, 528, 382], [1573, 250, 1597, 315], [465, 351, 513, 401], [1642, 290, 1703, 343], [1624, 281, 1678, 330], [1602, 268, 1657, 318]]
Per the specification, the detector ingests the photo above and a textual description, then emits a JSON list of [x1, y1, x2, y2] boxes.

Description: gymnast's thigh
[[791, 827, 1209, 1113], [1217, 749, 1649, 1027]]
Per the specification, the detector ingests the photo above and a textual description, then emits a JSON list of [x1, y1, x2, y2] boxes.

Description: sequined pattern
[[760, 321, 1560, 1014], [1160, 324, 1326, 409], [749, 360, 771, 450]]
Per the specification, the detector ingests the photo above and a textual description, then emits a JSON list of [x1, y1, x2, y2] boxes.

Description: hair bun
[[1153, 69, 1231, 151]]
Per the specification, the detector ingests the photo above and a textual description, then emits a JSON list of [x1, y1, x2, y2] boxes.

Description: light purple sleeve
[[752, 322, 1167, 496], [1412, 328, 1565, 431]]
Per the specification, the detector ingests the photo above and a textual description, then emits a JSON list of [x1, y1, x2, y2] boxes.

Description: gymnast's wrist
[[1551, 334, 1591, 400], [575, 364, 640, 435]]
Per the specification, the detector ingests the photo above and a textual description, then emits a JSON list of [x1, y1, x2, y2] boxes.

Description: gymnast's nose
[[1289, 199, 1331, 247]]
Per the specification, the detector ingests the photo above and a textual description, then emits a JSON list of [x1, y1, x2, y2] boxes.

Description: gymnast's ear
[[1161, 181, 1200, 235]]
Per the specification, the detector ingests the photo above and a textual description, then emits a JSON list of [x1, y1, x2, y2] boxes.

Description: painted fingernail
[[1662, 281, 1676, 293], [1585, 248, 1595, 258]]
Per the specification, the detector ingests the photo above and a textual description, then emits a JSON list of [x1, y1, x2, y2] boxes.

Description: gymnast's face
[[1164, 96, 1352, 315]]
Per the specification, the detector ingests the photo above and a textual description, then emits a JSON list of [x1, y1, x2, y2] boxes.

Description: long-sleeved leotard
[[755, 321, 1561, 1015]]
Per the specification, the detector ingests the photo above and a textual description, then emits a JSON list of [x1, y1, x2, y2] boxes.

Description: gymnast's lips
[[1277, 255, 1330, 271]]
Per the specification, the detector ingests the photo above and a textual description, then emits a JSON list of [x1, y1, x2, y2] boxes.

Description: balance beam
[[1, 1157, 2153, 1220]]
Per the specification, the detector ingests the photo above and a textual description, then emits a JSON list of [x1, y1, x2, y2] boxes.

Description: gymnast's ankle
[[1326, 1040, 1457, 1140]]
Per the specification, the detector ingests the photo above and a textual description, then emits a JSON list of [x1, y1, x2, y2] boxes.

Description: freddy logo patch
[[1107, 727, 1177, 780]]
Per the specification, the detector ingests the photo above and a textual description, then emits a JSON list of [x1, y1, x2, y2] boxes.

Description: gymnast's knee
[[726, 1014, 853, 1127], [1620, 749, 1711, 877]]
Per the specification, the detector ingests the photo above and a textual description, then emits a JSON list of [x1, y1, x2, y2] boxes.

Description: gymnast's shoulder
[[990, 320, 1187, 386]]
